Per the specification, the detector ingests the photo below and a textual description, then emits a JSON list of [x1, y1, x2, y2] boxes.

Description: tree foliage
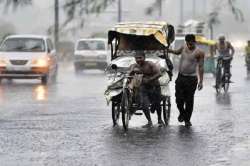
[[0, 19, 16, 41], [0, 0, 115, 27], [0, 0, 32, 12], [0, 0, 244, 36], [227, 0, 244, 21], [63, 0, 115, 28], [207, 0, 244, 39], [145, 0, 165, 15]]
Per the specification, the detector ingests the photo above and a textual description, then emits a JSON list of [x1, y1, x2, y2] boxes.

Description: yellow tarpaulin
[[195, 35, 216, 45], [110, 21, 170, 46]]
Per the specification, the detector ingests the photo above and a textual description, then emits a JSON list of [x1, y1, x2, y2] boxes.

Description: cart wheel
[[112, 102, 120, 126], [162, 96, 171, 126], [215, 66, 222, 93], [121, 89, 131, 131], [223, 75, 230, 93], [41, 75, 48, 85], [216, 82, 222, 94]]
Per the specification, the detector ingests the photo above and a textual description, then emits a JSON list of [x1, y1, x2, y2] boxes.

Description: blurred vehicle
[[0, 35, 58, 84], [105, 21, 175, 130], [73, 38, 108, 72], [170, 35, 185, 70]]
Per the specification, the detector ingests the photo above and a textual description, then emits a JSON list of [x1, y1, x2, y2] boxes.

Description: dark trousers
[[175, 74, 198, 122], [139, 85, 161, 122], [222, 59, 232, 78]]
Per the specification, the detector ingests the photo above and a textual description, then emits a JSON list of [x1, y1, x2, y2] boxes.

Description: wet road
[[0, 55, 250, 166]]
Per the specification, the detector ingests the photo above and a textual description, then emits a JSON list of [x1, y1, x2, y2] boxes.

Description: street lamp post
[[159, 0, 162, 19], [193, 0, 196, 19], [118, 0, 122, 22], [54, 0, 59, 49], [180, 0, 184, 24]]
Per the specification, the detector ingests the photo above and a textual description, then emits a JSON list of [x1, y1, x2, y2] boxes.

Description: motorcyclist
[[215, 35, 235, 82], [129, 51, 163, 127]]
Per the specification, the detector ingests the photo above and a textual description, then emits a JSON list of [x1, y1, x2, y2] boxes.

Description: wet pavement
[[0, 55, 250, 166]]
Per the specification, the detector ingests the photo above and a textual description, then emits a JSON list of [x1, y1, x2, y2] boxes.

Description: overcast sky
[[0, 0, 250, 41]]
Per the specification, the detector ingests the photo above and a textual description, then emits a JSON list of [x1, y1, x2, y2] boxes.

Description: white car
[[0, 35, 58, 84], [74, 38, 108, 71]]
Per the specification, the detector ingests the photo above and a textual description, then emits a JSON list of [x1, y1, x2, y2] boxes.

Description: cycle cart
[[104, 21, 175, 130], [215, 56, 231, 93]]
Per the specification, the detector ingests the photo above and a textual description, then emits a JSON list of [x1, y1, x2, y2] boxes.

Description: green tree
[[0, 0, 116, 29], [63, 0, 116, 27], [0, 20, 16, 41], [0, 0, 115, 44], [0, 0, 32, 11], [145, 0, 165, 17], [207, 11, 220, 40], [227, 0, 244, 21], [208, 0, 244, 39]]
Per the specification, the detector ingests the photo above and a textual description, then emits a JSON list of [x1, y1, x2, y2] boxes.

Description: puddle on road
[[0, 81, 50, 103], [33, 85, 48, 101]]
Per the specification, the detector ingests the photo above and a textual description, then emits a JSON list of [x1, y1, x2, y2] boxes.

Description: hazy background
[[0, 0, 250, 43]]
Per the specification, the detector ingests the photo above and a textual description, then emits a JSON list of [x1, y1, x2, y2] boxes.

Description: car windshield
[[77, 40, 106, 51], [0, 38, 46, 52]]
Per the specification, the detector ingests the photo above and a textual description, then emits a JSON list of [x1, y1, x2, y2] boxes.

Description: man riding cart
[[129, 51, 163, 127], [104, 21, 175, 130]]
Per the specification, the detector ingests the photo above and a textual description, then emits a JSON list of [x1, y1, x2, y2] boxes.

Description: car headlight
[[0, 58, 7, 67], [32, 57, 50, 67]]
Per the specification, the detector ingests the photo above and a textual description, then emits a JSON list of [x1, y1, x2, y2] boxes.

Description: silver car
[[0, 35, 58, 84], [73, 38, 108, 71]]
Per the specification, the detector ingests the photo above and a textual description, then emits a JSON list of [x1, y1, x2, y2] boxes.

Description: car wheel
[[74, 64, 82, 74], [41, 75, 48, 85], [51, 67, 58, 82]]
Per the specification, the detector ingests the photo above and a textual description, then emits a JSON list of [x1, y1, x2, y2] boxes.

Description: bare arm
[[197, 50, 205, 90], [213, 44, 218, 55], [143, 63, 161, 84], [129, 64, 136, 75], [167, 46, 183, 55], [228, 42, 235, 57], [149, 63, 161, 82]]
